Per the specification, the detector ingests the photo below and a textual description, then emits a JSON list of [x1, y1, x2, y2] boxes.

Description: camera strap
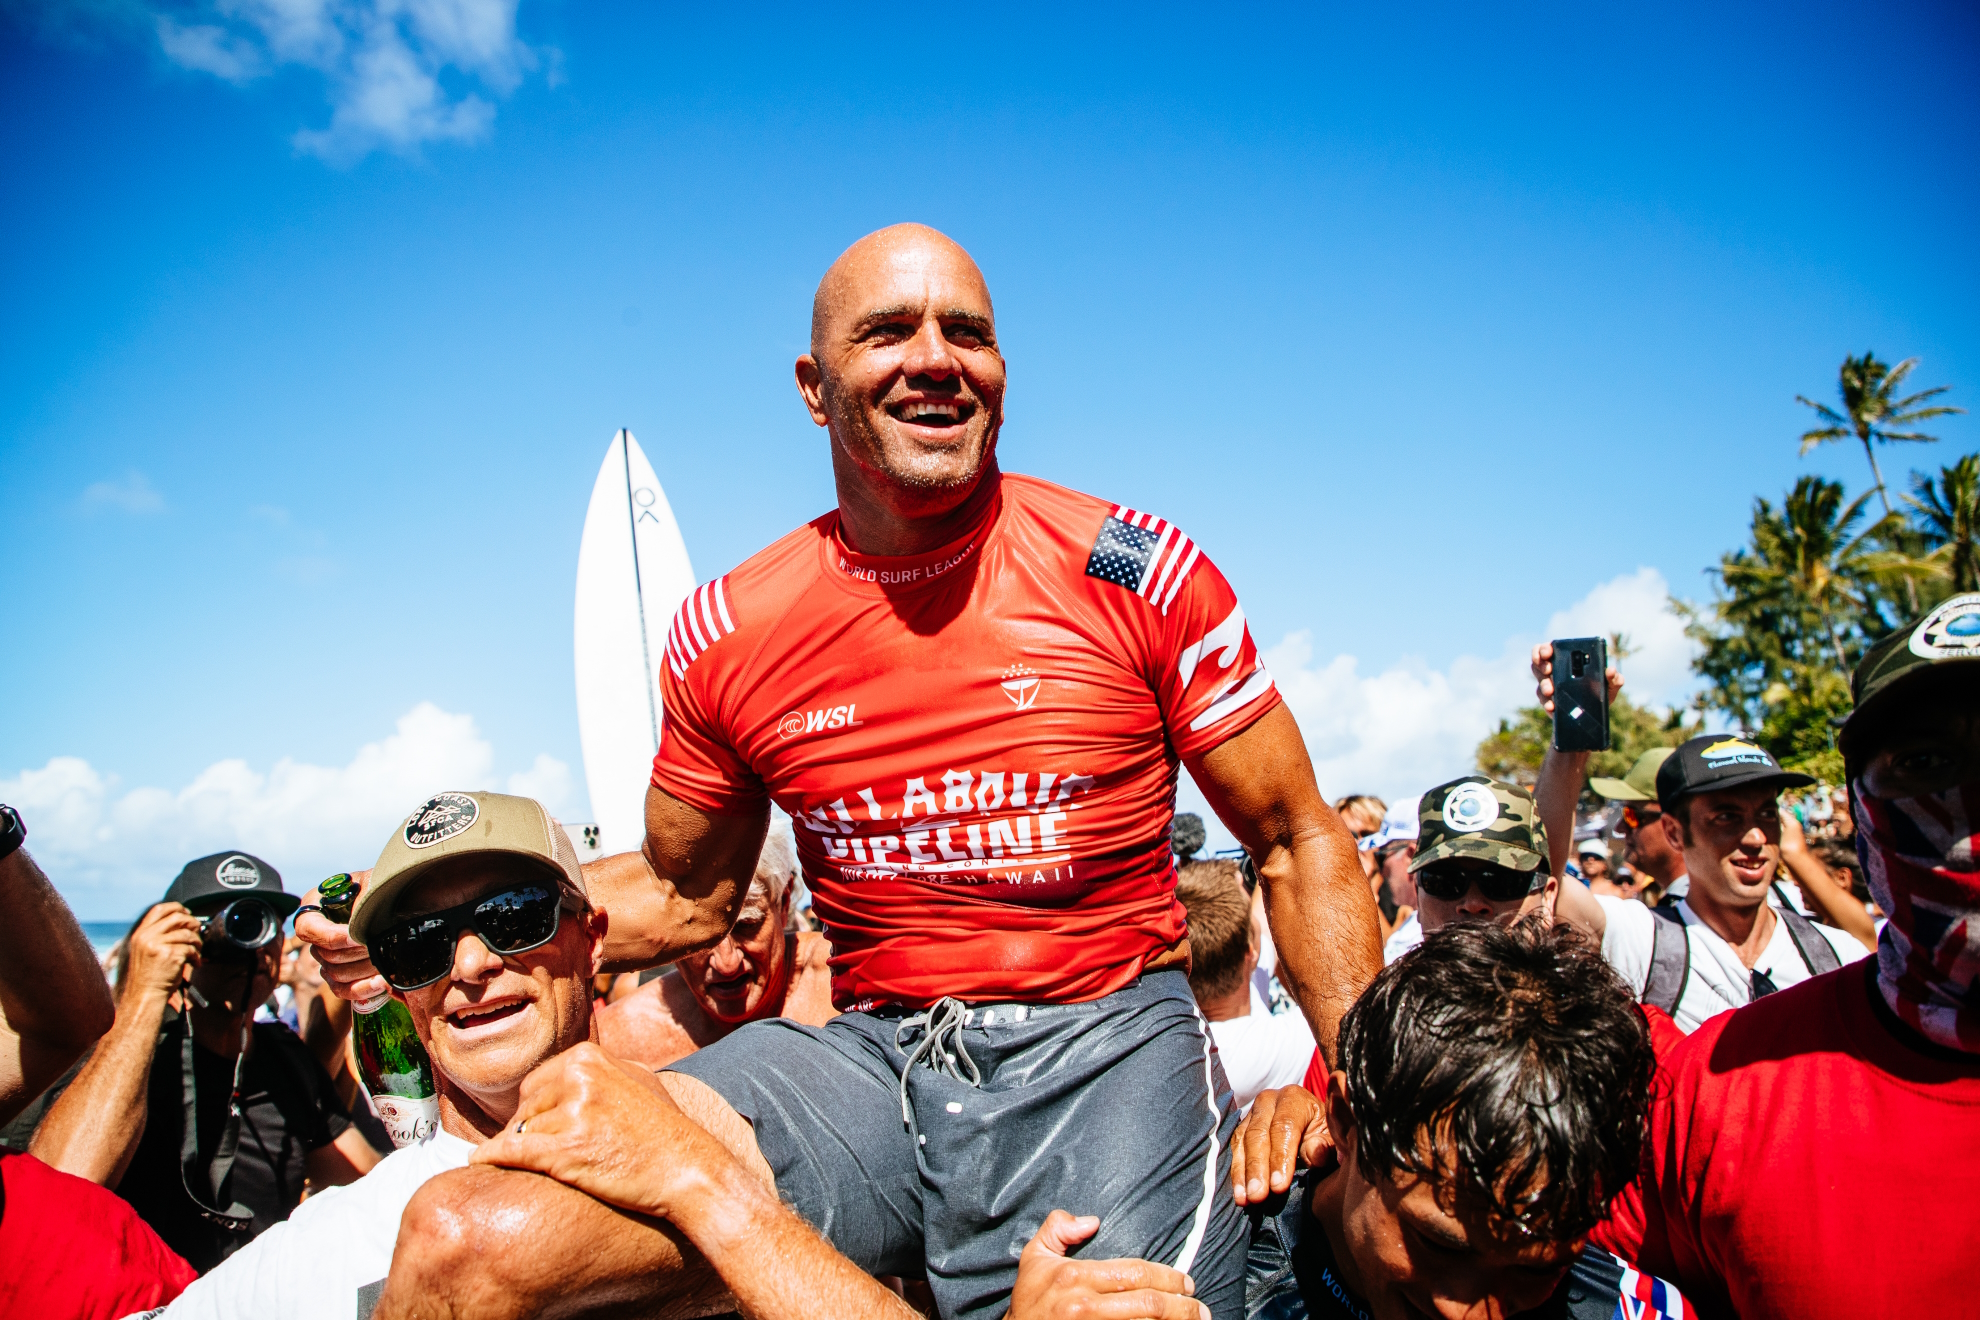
[[175, 1008, 255, 1235]]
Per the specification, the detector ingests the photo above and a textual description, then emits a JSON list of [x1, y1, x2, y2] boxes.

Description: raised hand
[[122, 902, 203, 1000], [1530, 642, 1623, 715], [1005, 1210, 1208, 1320], [1230, 1085, 1333, 1207], [293, 869, 389, 1006]]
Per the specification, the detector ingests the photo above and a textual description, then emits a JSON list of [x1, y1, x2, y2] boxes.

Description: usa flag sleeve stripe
[[1147, 533, 1191, 606], [1159, 542, 1202, 613], [1135, 524, 1176, 595]]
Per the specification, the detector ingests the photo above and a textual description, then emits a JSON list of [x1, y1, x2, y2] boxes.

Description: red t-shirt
[[0, 1151, 197, 1319], [1592, 961, 1980, 1319], [651, 472, 1281, 1010]]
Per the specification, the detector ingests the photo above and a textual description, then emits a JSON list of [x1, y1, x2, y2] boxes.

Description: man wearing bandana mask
[[1590, 593, 1980, 1318]]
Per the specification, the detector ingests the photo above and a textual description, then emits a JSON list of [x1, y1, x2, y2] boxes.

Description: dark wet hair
[[1338, 918, 1653, 1241]]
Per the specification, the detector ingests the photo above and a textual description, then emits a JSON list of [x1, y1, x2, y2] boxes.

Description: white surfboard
[[574, 430, 698, 856]]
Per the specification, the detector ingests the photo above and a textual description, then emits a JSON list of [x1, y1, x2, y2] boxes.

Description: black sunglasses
[[370, 883, 575, 992], [1415, 864, 1541, 904]]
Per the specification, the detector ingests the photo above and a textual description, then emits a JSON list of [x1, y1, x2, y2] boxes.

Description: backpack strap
[[1642, 909, 1691, 1015], [1776, 906, 1843, 977]]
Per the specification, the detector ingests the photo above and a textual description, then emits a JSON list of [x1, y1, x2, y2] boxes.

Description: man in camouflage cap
[[1381, 775, 1556, 963]]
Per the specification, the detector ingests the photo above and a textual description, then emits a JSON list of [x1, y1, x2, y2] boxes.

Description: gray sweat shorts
[[666, 969, 1246, 1320]]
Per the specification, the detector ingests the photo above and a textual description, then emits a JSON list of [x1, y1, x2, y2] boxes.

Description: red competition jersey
[[1592, 961, 1980, 1319], [651, 472, 1282, 1010]]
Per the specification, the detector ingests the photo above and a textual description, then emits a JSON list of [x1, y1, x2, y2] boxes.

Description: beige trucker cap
[[349, 791, 586, 945]]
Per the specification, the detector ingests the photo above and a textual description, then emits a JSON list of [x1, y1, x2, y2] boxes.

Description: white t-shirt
[[1207, 982, 1315, 1112], [152, 1130, 475, 1320], [1383, 912, 1422, 965], [1596, 895, 1870, 1032]]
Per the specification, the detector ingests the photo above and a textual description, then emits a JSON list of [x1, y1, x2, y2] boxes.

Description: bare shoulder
[[787, 932, 838, 1026], [596, 973, 702, 1070]]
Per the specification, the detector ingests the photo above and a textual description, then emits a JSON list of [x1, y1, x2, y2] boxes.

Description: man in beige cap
[[1586, 747, 1684, 904], [166, 793, 1198, 1320]]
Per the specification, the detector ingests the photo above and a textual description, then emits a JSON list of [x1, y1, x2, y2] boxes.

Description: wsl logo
[[779, 704, 858, 740]]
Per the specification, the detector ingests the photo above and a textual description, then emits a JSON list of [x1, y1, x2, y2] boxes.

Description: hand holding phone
[[1549, 636, 1610, 753]]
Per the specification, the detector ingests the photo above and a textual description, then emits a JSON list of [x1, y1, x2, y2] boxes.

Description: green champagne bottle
[[318, 873, 440, 1148]]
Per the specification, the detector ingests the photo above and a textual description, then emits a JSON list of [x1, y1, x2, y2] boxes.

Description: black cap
[[162, 851, 299, 917], [1655, 735, 1815, 811]]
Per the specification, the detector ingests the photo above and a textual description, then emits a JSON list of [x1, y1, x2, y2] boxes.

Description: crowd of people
[[2, 224, 1974, 1320]]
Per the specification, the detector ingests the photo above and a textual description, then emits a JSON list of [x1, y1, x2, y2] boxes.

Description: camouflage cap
[[1408, 775, 1549, 875], [1838, 593, 1980, 762]]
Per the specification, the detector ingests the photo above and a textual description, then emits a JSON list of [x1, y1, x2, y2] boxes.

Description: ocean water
[[83, 920, 130, 959]]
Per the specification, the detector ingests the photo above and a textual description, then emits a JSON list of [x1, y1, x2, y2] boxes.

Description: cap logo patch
[[1910, 594, 1980, 660], [214, 855, 261, 889], [1443, 783, 1501, 834], [404, 793, 479, 849], [1700, 738, 1774, 769]]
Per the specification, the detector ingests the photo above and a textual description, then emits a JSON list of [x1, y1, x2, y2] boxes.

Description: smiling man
[[303, 223, 1382, 1320], [1548, 732, 1869, 1031], [1589, 595, 1980, 1318], [166, 792, 1204, 1320], [598, 818, 834, 1069]]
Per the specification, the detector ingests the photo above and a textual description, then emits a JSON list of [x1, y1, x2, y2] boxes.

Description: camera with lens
[[200, 897, 283, 962]]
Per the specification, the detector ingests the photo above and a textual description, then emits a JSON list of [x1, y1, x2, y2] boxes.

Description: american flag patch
[[666, 577, 737, 678], [1085, 506, 1200, 613]]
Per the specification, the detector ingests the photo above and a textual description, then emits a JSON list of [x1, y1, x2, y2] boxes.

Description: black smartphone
[[1550, 636, 1610, 753]]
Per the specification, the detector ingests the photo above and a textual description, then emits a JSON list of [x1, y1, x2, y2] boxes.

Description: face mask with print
[[1853, 780, 1980, 1054]]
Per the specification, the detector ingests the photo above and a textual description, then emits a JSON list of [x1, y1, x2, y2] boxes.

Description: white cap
[[1577, 837, 1611, 859], [1362, 795, 1422, 851]]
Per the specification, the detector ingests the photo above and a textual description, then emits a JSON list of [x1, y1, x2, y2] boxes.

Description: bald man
[[308, 224, 1381, 1320]]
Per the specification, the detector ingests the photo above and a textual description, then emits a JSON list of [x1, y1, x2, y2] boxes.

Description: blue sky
[[4, 1, 1977, 917]]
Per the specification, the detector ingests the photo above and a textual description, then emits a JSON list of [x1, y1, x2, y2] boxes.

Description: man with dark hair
[[33, 853, 375, 1272], [1175, 860, 1312, 1110], [1233, 921, 1672, 1319], [1591, 594, 1980, 1317]]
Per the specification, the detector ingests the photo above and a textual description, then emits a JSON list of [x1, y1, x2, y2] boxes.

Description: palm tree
[[1905, 454, 1980, 596], [1797, 353, 1963, 518], [1718, 476, 1899, 677]]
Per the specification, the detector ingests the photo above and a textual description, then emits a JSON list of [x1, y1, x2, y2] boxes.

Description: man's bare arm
[[459, 1046, 1207, 1320], [1188, 703, 1382, 1067], [1529, 644, 1620, 941], [589, 783, 768, 973], [0, 846, 117, 1126], [32, 903, 201, 1184]]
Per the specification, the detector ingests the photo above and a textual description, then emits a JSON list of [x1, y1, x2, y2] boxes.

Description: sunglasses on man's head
[[369, 883, 576, 992], [1414, 863, 1541, 904]]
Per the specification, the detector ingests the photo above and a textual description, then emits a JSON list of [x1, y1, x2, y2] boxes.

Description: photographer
[[32, 852, 377, 1271]]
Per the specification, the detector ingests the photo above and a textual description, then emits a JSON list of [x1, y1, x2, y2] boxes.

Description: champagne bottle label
[[369, 1090, 441, 1148]]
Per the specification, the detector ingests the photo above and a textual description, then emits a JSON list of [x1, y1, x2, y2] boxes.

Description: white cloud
[[142, 0, 538, 160], [81, 469, 165, 514], [6, 703, 576, 919], [1179, 567, 1703, 845]]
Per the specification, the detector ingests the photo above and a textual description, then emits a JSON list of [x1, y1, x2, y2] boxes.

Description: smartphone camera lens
[[1571, 651, 1587, 679]]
